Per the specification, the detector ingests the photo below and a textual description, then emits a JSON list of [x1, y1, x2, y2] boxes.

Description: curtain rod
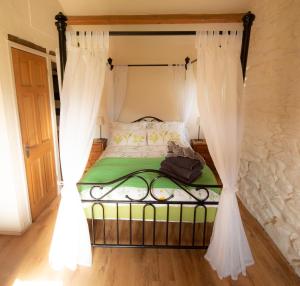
[[107, 57, 196, 70], [75, 31, 195, 36], [109, 64, 184, 68], [75, 31, 239, 36], [110, 31, 195, 36]]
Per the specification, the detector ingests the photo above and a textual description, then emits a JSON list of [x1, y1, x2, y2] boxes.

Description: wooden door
[[12, 48, 57, 221]]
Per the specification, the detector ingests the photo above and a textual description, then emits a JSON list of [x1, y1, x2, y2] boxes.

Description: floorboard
[[0, 197, 299, 286]]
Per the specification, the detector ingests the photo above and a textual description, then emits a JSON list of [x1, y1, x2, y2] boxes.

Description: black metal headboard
[[132, 116, 163, 123]]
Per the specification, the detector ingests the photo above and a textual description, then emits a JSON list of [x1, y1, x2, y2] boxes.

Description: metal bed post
[[240, 12, 256, 80], [55, 12, 67, 83]]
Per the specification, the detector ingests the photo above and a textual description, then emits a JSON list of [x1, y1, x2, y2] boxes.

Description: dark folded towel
[[164, 156, 204, 170], [160, 165, 201, 184], [161, 160, 202, 180]]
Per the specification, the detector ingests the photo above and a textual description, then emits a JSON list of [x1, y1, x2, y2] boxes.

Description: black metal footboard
[[78, 169, 222, 249]]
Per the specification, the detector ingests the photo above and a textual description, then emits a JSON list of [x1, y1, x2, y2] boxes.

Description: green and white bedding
[[78, 145, 221, 223]]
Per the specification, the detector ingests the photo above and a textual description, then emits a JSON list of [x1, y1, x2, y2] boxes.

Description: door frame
[[8, 42, 62, 220], [48, 55, 62, 188]]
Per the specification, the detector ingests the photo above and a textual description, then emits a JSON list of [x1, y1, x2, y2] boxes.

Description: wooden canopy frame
[[66, 13, 245, 25], [55, 12, 255, 81]]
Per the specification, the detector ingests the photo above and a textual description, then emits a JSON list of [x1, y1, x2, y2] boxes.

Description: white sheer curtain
[[106, 68, 114, 121], [171, 65, 185, 102], [113, 66, 128, 120], [182, 63, 198, 134], [182, 64, 197, 123], [49, 31, 109, 270], [195, 30, 254, 279], [107, 65, 128, 121], [170, 65, 186, 125]]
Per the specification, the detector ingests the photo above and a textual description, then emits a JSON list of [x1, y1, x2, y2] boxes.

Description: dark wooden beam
[[67, 13, 245, 25], [7, 34, 46, 53], [49, 50, 56, 56]]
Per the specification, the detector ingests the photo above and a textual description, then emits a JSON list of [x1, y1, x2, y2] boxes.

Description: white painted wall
[[118, 65, 200, 139], [120, 67, 184, 122], [0, 82, 25, 233], [97, 35, 200, 139], [110, 36, 197, 131], [97, 31, 238, 139], [239, 0, 300, 276], [0, 0, 63, 233], [70, 23, 242, 139]]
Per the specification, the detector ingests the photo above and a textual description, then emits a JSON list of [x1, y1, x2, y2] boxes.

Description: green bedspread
[[78, 157, 221, 222], [79, 157, 219, 190]]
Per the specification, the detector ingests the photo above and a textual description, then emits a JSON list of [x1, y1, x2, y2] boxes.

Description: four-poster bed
[[50, 11, 256, 279], [78, 116, 222, 249]]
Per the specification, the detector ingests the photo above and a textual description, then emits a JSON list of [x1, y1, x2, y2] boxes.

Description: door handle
[[24, 144, 30, 158]]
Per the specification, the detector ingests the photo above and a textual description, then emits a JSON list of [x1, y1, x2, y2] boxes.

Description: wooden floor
[[0, 198, 299, 286]]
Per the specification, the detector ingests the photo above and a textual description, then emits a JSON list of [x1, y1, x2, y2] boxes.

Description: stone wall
[[239, 0, 300, 275]]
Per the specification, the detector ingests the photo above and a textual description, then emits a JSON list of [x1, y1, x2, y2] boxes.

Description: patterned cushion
[[110, 129, 147, 146], [147, 122, 187, 146], [111, 121, 147, 130]]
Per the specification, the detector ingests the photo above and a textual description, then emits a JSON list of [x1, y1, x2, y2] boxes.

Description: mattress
[[78, 145, 221, 223]]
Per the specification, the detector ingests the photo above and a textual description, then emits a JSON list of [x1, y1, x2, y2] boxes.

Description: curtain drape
[[195, 30, 254, 279], [49, 31, 109, 270], [182, 63, 199, 138], [106, 68, 114, 121], [107, 65, 128, 121], [171, 65, 185, 120], [113, 66, 128, 120], [182, 63, 197, 124]]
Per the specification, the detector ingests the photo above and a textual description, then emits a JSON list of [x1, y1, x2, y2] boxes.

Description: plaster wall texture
[[239, 0, 300, 276]]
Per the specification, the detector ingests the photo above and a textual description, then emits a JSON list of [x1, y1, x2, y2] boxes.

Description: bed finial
[[242, 11, 255, 27], [55, 12, 68, 82], [108, 57, 114, 70], [241, 11, 255, 80], [184, 57, 190, 70]]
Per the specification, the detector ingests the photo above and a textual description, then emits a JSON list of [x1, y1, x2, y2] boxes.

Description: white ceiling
[[57, 0, 250, 15]]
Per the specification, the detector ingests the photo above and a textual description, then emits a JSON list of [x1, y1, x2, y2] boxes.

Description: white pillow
[[109, 122, 148, 146], [147, 122, 188, 146], [111, 121, 147, 130], [109, 128, 147, 146]]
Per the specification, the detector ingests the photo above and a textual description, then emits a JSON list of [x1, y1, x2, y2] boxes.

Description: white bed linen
[[81, 144, 220, 204], [101, 145, 169, 158]]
